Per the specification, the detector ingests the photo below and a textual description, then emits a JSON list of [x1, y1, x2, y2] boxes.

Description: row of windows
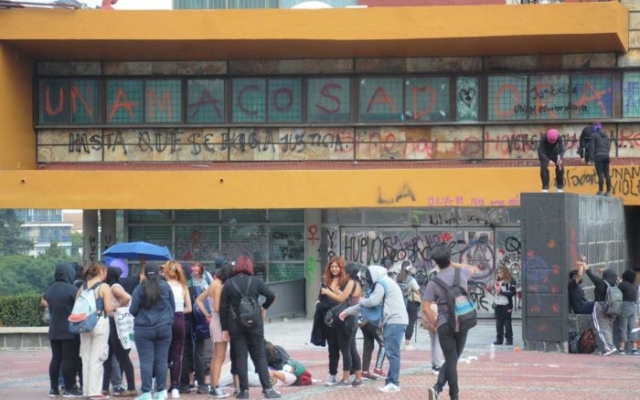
[[171, 0, 357, 9], [38, 72, 637, 126]]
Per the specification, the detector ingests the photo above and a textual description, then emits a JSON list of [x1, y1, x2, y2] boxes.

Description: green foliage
[[0, 209, 33, 256], [0, 294, 46, 327], [0, 253, 81, 297], [71, 232, 83, 257]]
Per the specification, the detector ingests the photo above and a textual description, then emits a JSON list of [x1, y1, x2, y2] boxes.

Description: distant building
[[14, 209, 73, 256]]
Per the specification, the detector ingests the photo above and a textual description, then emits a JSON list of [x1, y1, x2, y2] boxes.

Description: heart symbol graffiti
[[459, 88, 477, 108]]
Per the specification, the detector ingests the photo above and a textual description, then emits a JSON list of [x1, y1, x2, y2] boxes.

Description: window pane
[[107, 80, 144, 124], [187, 79, 225, 123], [268, 262, 304, 282], [487, 75, 527, 121], [145, 80, 182, 123], [175, 210, 219, 223], [221, 210, 266, 223], [307, 77, 351, 123], [128, 226, 173, 253], [128, 210, 172, 223], [623, 72, 640, 118], [269, 226, 304, 261], [364, 209, 410, 225], [221, 225, 267, 263], [233, 78, 266, 123], [359, 77, 403, 122], [571, 73, 613, 119], [268, 78, 302, 123], [268, 209, 304, 223], [175, 226, 220, 261], [456, 77, 479, 122], [405, 77, 450, 122], [70, 80, 100, 124], [40, 79, 70, 124], [528, 75, 570, 120]]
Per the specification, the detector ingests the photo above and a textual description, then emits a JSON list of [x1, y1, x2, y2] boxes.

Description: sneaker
[[403, 343, 415, 351], [49, 388, 61, 397], [631, 349, 639, 355], [324, 375, 337, 386], [178, 385, 191, 394], [234, 389, 249, 400], [604, 191, 611, 197], [135, 393, 152, 400], [262, 388, 281, 399], [378, 383, 400, 393], [62, 387, 83, 398], [431, 365, 441, 376], [428, 387, 439, 400], [372, 368, 386, 379], [361, 371, 377, 380], [618, 348, 626, 355], [171, 388, 180, 399], [631, 327, 640, 334], [112, 387, 125, 397], [153, 390, 167, 400], [596, 191, 603, 196], [197, 385, 209, 395], [556, 188, 564, 193], [603, 348, 617, 356], [493, 340, 503, 345], [352, 379, 364, 388], [334, 380, 352, 388], [542, 189, 549, 193], [209, 387, 229, 398]]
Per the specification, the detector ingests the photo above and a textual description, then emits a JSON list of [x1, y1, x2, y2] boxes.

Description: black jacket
[[578, 126, 594, 162], [44, 263, 80, 341], [538, 133, 565, 161], [220, 273, 275, 333], [585, 269, 618, 302], [588, 129, 611, 160]]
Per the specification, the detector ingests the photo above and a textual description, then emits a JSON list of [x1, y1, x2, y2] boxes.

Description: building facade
[[13, 209, 73, 256], [0, 1, 637, 317]]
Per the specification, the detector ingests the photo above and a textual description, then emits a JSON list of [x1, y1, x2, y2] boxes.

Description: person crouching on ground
[[538, 128, 565, 193], [339, 265, 408, 393]]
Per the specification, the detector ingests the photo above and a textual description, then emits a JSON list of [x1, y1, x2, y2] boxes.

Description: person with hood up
[[339, 265, 408, 394], [44, 262, 83, 398], [578, 255, 618, 356], [587, 121, 612, 196], [615, 269, 638, 355], [538, 128, 565, 193]]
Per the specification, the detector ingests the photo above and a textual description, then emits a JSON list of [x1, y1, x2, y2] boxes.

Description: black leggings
[[103, 318, 136, 391], [595, 155, 611, 193], [405, 301, 420, 341], [49, 338, 80, 390], [336, 323, 361, 373], [230, 327, 272, 391], [360, 323, 385, 372]]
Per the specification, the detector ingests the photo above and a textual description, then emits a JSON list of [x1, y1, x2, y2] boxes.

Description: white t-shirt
[[170, 283, 185, 312]]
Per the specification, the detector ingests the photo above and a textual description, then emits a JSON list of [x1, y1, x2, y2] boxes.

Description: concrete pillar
[[100, 210, 116, 259], [83, 210, 99, 266], [304, 209, 323, 318]]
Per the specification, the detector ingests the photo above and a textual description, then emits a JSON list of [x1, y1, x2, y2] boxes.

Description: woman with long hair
[[344, 263, 364, 387], [162, 261, 192, 399], [78, 262, 114, 399], [190, 261, 213, 291], [101, 266, 137, 397], [493, 266, 517, 345], [130, 263, 175, 400], [195, 263, 234, 398], [395, 260, 422, 351], [220, 255, 279, 399], [318, 256, 358, 387]]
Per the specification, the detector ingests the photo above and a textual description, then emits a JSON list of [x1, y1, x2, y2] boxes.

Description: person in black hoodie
[[578, 123, 595, 165], [220, 255, 279, 399], [588, 121, 612, 196], [579, 255, 618, 356], [615, 269, 639, 355], [538, 128, 565, 193], [44, 262, 83, 397]]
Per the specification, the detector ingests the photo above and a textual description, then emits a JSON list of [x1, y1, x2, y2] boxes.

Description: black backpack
[[230, 276, 261, 328], [432, 268, 477, 333]]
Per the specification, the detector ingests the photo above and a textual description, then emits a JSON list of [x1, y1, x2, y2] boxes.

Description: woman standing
[[344, 263, 364, 387], [319, 257, 358, 387], [195, 264, 234, 398], [162, 261, 192, 399], [396, 261, 421, 351], [493, 266, 517, 345], [102, 266, 137, 397], [220, 256, 279, 399], [78, 262, 114, 399], [616, 269, 639, 354], [130, 263, 175, 400], [44, 262, 83, 397], [190, 261, 213, 291]]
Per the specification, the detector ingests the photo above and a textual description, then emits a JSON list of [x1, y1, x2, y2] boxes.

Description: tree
[[0, 210, 33, 256], [71, 232, 83, 257]]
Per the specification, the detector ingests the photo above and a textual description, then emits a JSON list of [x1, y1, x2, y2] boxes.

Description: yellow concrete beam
[[0, 166, 637, 210], [0, 3, 628, 60]]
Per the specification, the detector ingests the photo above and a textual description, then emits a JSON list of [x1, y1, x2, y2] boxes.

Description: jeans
[[229, 326, 273, 391], [360, 323, 385, 372], [595, 155, 611, 193], [405, 302, 420, 341], [49, 337, 80, 391], [79, 317, 110, 397], [436, 323, 469, 398], [539, 156, 564, 190], [169, 313, 186, 390], [615, 302, 638, 346], [382, 323, 406, 386], [495, 305, 513, 343], [103, 318, 136, 392], [135, 324, 172, 394]]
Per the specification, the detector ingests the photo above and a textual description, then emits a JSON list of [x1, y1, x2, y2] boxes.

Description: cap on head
[[145, 263, 161, 278], [547, 129, 559, 143]]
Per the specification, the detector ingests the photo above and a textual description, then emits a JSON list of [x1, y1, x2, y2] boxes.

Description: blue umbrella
[[102, 241, 173, 261]]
